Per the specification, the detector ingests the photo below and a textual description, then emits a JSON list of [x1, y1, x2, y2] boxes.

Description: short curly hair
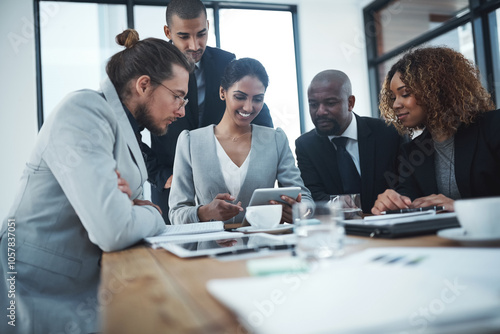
[[379, 46, 495, 138]]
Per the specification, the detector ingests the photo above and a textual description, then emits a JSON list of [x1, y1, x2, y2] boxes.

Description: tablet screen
[[248, 187, 301, 206], [162, 234, 294, 258]]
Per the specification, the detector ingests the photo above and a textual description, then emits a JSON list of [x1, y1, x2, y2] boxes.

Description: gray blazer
[[169, 125, 313, 224], [0, 78, 165, 334]]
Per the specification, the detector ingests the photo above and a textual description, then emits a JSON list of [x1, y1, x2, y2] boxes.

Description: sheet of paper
[[207, 248, 500, 334], [144, 221, 228, 248], [360, 212, 457, 226], [149, 231, 244, 249], [363, 210, 435, 221], [159, 221, 224, 235]]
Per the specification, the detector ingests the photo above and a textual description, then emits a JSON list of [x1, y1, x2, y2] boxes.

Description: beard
[[134, 102, 168, 136], [185, 49, 203, 64], [313, 117, 341, 136]]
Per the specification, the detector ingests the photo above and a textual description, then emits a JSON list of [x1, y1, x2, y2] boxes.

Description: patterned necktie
[[188, 70, 199, 126], [331, 137, 361, 194]]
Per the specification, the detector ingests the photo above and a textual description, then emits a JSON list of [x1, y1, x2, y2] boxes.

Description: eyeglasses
[[153, 81, 189, 110]]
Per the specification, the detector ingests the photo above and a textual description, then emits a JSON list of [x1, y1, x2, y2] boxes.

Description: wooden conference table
[[99, 233, 499, 334]]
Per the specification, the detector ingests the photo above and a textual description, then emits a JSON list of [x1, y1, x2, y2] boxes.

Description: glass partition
[[219, 9, 300, 152], [40, 2, 126, 119]]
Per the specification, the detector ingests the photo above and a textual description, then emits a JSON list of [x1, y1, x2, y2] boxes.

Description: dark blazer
[[146, 46, 273, 223], [396, 109, 500, 200], [295, 113, 404, 213]]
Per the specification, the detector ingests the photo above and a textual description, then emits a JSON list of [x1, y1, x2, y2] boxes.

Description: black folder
[[344, 212, 460, 238]]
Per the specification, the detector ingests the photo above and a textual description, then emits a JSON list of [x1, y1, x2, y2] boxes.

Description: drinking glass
[[293, 201, 344, 261], [330, 194, 363, 220]]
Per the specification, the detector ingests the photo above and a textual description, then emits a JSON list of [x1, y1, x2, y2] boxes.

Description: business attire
[[169, 125, 312, 224], [0, 78, 165, 334], [147, 46, 274, 223], [295, 113, 404, 213], [396, 109, 500, 200]]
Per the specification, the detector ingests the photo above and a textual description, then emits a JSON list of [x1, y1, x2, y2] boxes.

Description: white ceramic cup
[[454, 197, 500, 237], [245, 205, 282, 229]]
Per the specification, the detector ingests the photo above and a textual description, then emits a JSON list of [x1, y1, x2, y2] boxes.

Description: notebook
[[144, 221, 232, 248]]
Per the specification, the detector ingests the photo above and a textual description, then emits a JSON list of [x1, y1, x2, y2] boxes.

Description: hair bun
[[116, 29, 140, 48]]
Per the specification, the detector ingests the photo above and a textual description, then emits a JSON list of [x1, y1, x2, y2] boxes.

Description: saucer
[[437, 227, 500, 244], [235, 224, 294, 234]]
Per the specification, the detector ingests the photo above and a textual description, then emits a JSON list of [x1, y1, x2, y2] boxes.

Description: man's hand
[[164, 175, 173, 189], [198, 193, 243, 222], [371, 189, 412, 215], [116, 170, 162, 214], [133, 199, 162, 215], [116, 170, 132, 198]]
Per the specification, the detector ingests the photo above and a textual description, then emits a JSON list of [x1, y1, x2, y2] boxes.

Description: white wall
[[0, 0, 372, 218], [0, 0, 38, 219], [295, 0, 372, 131]]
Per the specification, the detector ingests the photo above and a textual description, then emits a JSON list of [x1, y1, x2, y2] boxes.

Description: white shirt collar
[[328, 113, 358, 141], [195, 61, 202, 72]]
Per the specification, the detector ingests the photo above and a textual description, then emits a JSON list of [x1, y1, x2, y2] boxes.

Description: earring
[[220, 95, 225, 100]]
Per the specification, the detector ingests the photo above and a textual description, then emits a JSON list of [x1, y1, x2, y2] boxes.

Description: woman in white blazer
[[169, 58, 312, 225], [0, 29, 192, 334]]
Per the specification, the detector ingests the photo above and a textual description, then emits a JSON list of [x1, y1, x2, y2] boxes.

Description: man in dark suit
[[147, 0, 273, 223], [295, 70, 404, 213]]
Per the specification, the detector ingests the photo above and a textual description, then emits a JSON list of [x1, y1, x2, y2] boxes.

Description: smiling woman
[[388, 73, 426, 131], [169, 57, 313, 226], [372, 47, 500, 215]]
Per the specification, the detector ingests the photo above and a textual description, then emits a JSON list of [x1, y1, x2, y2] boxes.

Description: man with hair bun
[[0, 29, 192, 333], [146, 0, 274, 223]]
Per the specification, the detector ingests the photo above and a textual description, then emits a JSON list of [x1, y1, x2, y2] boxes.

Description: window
[[373, 0, 469, 57], [219, 8, 301, 145], [489, 8, 500, 103], [134, 5, 216, 45], [364, 0, 500, 115], [376, 22, 474, 86], [36, 0, 301, 145], [40, 2, 126, 120]]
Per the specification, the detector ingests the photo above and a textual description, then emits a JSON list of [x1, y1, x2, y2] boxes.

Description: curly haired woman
[[372, 46, 499, 214]]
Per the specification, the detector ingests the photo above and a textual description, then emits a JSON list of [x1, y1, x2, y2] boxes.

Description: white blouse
[[214, 134, 250, 200]]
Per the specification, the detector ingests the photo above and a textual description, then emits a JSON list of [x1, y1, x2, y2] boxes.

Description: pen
[[381, 205, 445, 215]]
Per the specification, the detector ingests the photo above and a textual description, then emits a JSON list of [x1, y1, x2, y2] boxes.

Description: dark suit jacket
[[396, 109, 500, 200], [146, 46, 273, 223], [295, 113, 404, 213]]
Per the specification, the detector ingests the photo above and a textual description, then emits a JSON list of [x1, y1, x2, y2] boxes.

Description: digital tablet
[[160, 234, 294, 258], [248, 187, 301, 206]]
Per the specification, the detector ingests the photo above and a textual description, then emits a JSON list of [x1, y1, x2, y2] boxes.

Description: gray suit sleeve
[[43, 93, 165, 252], [169, 130, 202, 224], [274, 128, 313, 205]]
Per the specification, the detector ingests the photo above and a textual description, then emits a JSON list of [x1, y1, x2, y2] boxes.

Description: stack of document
[[207, 247, 500, 333], [363, 210, 437, 224], [144, 221, 242, 248]]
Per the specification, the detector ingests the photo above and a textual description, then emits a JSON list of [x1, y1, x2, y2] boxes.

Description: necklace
[[230, 131, 251, 142], [214, 125, 251, 142]]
